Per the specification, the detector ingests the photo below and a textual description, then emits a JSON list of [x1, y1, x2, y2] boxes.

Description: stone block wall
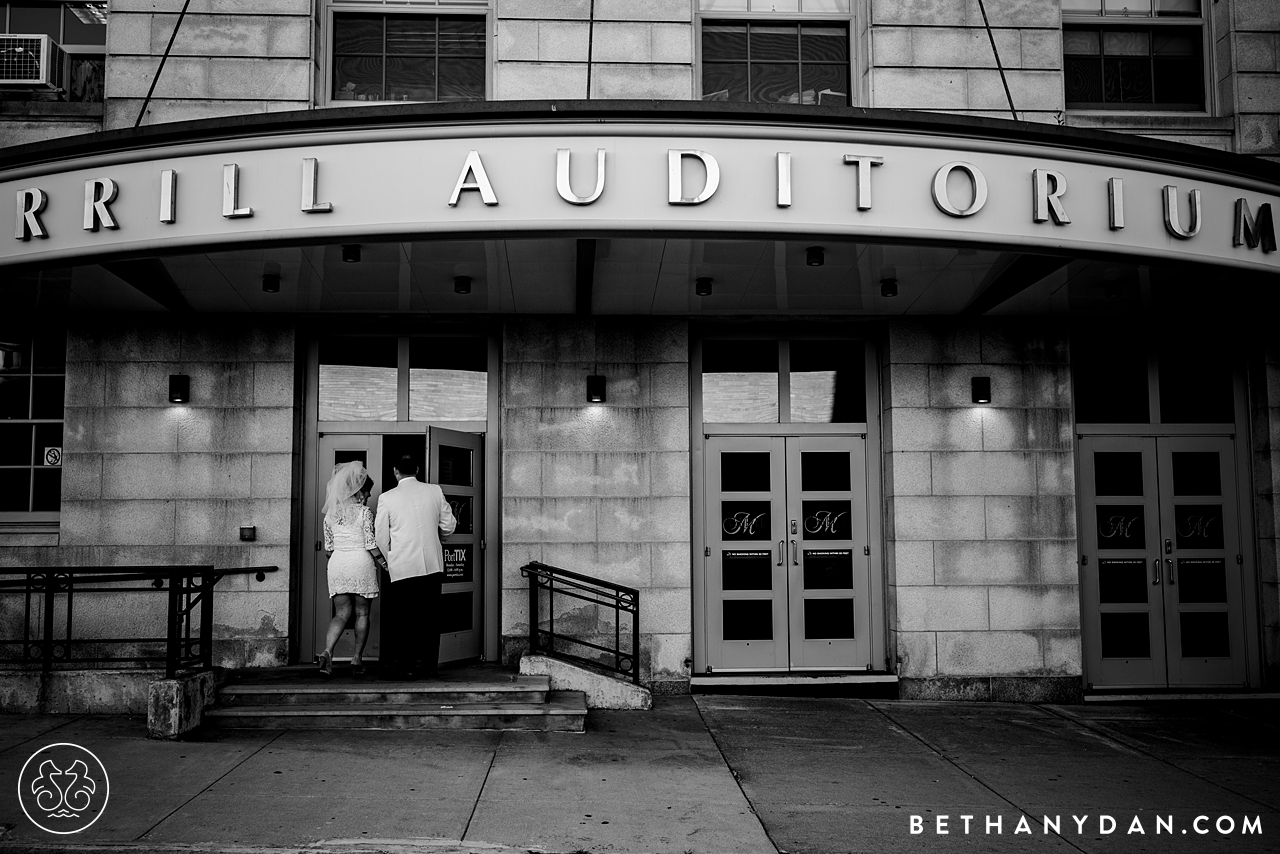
[[494, 0, 694, 100], [0, 320, 300, 671], [1217, 0, 1280, 160], [500, 318, 691, 693], [883, 318, 1082, 702], [868, 0, 1064, 123], [103, 0, 313, 130]]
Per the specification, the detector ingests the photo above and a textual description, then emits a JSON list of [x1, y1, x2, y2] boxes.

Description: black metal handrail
[[520, 560, 640, 685], [0, 565, 278, 678]]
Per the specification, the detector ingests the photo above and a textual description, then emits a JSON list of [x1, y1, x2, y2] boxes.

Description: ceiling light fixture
[[261, 261, 281, 293], [1102, 267, 1124, 299], [879, 265, 898, 298]]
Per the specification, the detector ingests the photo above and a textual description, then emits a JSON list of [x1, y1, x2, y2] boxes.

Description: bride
[[318, 461, 387, 677]]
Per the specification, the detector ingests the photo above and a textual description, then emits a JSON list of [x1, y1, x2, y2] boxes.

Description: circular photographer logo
[[17, 743, 110, 834]]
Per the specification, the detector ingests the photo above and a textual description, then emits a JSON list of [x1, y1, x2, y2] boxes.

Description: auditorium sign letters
[[2, 123, 1277, 272]]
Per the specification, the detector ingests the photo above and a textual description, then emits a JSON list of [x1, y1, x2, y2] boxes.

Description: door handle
[[1152, 558, 1161, 585], [791, 539, 799, 565], [1166, 558, 1175, 585], [777, 540, 784, 566]]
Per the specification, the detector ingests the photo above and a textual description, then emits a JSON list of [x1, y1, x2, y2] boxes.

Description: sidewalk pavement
[[0, 695, 1276, 854]]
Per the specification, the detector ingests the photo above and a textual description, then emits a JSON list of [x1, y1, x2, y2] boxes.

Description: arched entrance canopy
[[2, 102, 1275, 315]]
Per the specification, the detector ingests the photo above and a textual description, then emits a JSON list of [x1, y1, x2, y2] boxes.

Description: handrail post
[[165, 567, 182, 678], [41, 572, 54, 673], [527, 566, 539, 655], [631, 595, 640, 685], [199, 567, 213, 670]]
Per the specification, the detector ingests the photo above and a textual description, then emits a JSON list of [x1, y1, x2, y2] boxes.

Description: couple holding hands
[[318, 455, 456, 679]]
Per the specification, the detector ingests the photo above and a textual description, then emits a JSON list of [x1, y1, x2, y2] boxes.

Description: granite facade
[[0, 321, 300, 671], [500, 318, 691, 692], [882, 318, 1081, 699]]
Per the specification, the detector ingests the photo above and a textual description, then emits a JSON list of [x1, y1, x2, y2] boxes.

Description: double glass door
[[1080, 436, 1247, 688], [312, 427, 483, 665], [705, 435, 870, 671]]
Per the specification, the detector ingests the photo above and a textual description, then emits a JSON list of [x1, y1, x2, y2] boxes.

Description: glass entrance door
[[315, 433, 385, 662], [1080, 436, 1247, 688], [430, 427, 483, 664], [311, 429, 483, 666], [705, 435, 870, 671]]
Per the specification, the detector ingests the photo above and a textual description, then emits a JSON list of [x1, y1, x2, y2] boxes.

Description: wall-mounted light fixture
[[879, 265, 898, 298], [971, 376, 992, 404], [695, 276, 713, 296], [261, 261, 281, 293], [454, 275, 472, 294], [806, 246, 825, 267], [341, 244, 361, 263], [239, 525, 256, 542], [168, 374, 190, 403], [586, 374, 607, 403]]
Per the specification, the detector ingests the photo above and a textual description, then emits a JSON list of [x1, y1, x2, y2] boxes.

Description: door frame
[[1074, 368, 1262, 690], [690, 329, 886, 675], [296, 327, 502, 665]]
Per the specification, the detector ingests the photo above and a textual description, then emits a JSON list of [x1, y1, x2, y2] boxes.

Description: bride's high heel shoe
[[317, 649, 333, 678]]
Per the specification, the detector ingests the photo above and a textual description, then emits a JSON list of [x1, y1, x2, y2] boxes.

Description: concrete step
[[217, 675, 551, 707], [204, 690, 587, 732]]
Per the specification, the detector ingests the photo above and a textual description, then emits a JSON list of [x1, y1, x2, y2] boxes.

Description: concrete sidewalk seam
[[460, 729, 500, 844], [690, 696, 780, 854], [0, 714, 89, 759], [135, 730, 287, 843], [1034, 703, 1279, 814], [864, 701, 1092, 854]]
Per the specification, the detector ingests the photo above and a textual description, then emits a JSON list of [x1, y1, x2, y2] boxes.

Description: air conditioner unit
[[0, 34, 65, 90]]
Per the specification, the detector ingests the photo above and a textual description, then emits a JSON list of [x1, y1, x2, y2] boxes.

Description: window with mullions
[[1062, 0, 1206, 111], [317, 335, 487, 423], [0, 329, 65, 521], [701, 339, 865, 424], [701, 20, 850, 105], [1, 3, 106, 102], [1072, 322, 1235, 425], [331, 13, 485, 103]]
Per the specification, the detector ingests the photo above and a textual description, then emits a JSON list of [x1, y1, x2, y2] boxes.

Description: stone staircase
[[203, 664, 587, 732]]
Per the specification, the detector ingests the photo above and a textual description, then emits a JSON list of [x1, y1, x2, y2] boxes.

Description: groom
[[374, 454, 456, 679]]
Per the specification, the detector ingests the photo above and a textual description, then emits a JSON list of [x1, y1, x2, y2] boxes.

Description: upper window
[[698, 1, 852, 106], [1, 3, 106, 102], [0, 328, 65, 524], [331, 12, 485, 104], [1062, 0, 1206, 111]]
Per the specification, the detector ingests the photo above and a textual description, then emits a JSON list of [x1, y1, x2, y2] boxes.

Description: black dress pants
[[383, 573, 442, 675]]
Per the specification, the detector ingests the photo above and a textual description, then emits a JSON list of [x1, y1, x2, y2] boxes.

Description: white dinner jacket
[[374, 477, 457, 583]]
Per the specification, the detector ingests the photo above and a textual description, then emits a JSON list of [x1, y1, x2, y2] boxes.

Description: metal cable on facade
[[134, 0, 193, 127], [976, 0, 1018, 121]]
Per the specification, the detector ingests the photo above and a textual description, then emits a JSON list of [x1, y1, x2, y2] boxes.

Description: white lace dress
[[322, 504, 380, 599]]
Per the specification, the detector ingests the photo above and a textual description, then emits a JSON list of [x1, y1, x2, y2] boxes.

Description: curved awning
[[2, 102, 1275, 316]]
